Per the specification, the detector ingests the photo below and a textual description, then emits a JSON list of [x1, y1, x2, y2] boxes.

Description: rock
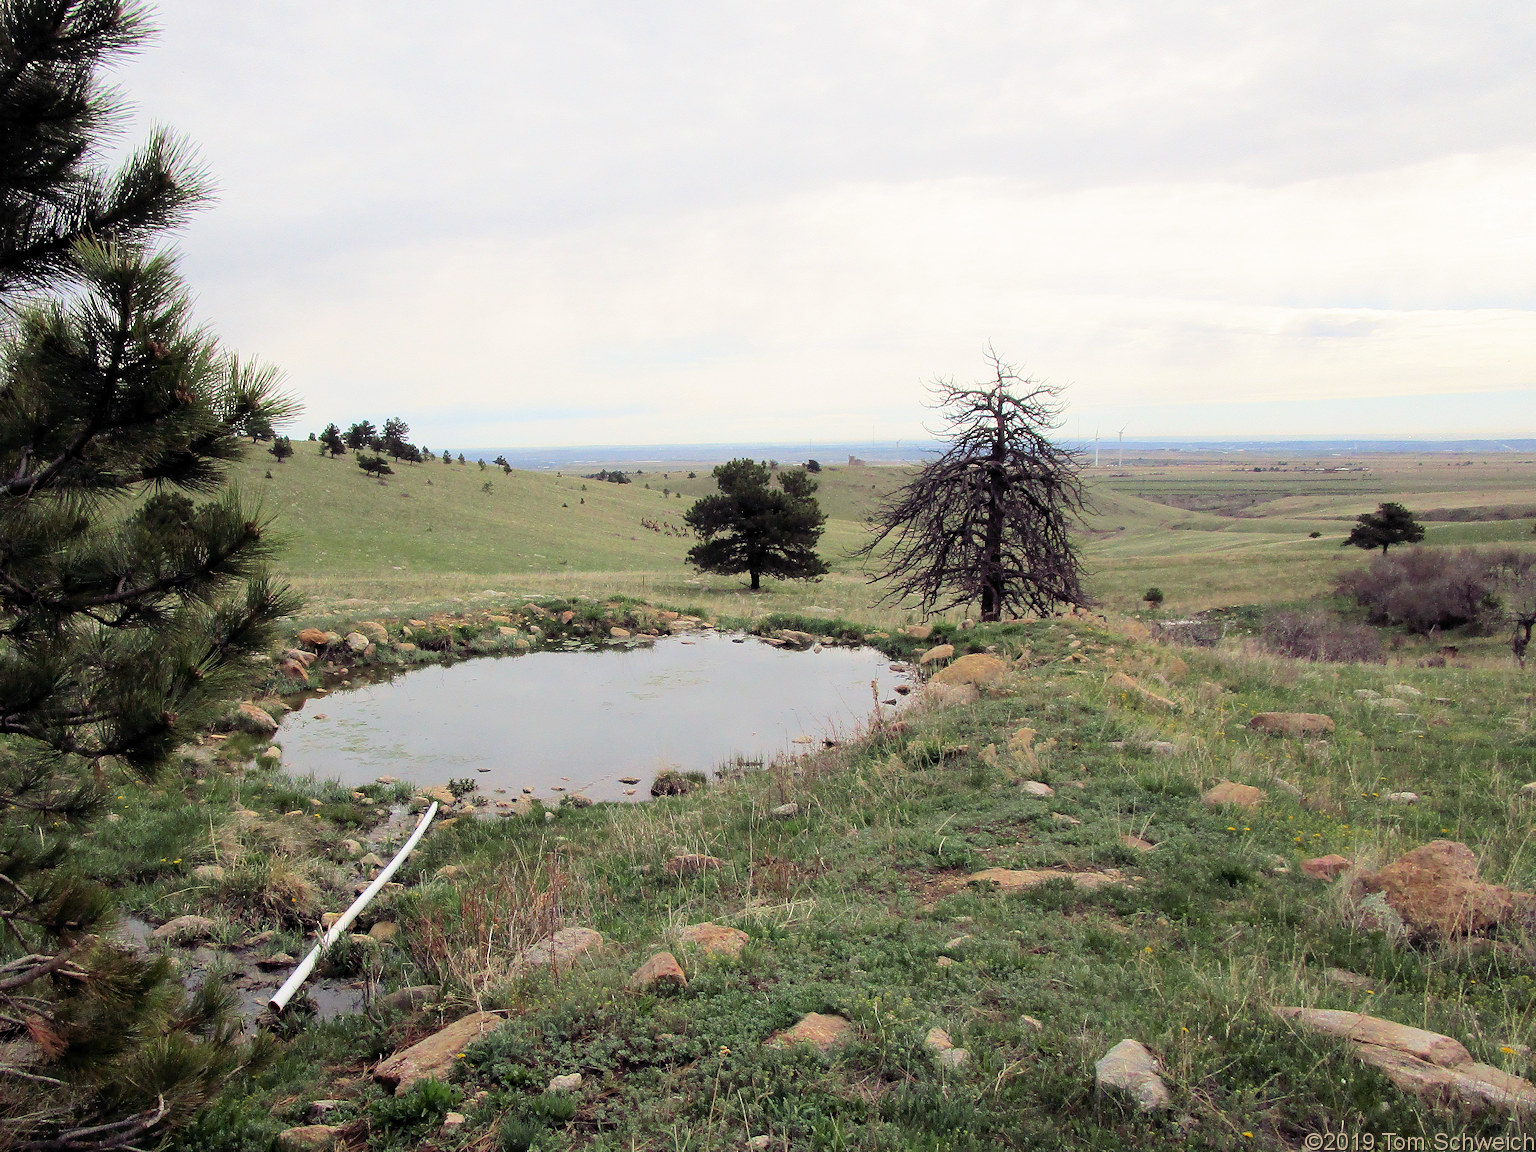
[[349, 932, 379, 947], [1383, 791, 1418, 804], [769, 802, 800, 819], [610, 627, 631, 639], [1148, 741, 1175, 756], [320, 911, 342, 929], [1020, 780, 1055, 798], [369, 921, 400, 943], [1521, 782, 1536, 798], [967, 867, 1121, 892], [747, 1137, 773, 1150], [1355, 688, 1380, 699], [192, 863, 225, 882], [1357, 892, 1408, 937], [358, 853, 385, 869], [767, 1012, 853, 1053], [425, 786, 455, 805], [1325, 968, 1375, 992], [1363, 840, 1534, 937], [279, 658, 311, 679], [381, 985, 438, 1012], [1391, 684, 1422, 697], [296, 628, 331, 647], [1248, 712, 1335, 738], [547, 1072, 583, 1092], [396, 642, 416, 651], [255, 953, 295, 970], [152, 914, 218, 943], [277, 1124, 340, 1151], [776, 629, 817, 649], [340, 838, 362, 856], [1121, 835, 1156, 853], [1021, 1015, 1044, 1031], [923, 681, 979, 707], [902, 623, 933, 640], [306, 1101, 342, 1121], [567, 793, 594, 807], [1369, 698, 1407, 708], [234, 702, 279, 736], [1095, 1038, 1171, 1111], [1106, 672, 1177, 711], [283, 648, 317, 667], [929, 653, 1008, 688], [938, 1047, 971, 1070], [435, 864, 463, 879], [918, 643, 955, 666], [510, 926, 604, 975], [374, 1011, 504, 1093], [628, 951, 687, 991], [1271, 1007, 1471, 1068], [1302, 854, 1355, 881], [441, 1112, 465, 1131], [344, 631, 369, 653], [678, 922, 749, 958], [1355, 1043, 1536, 1114], [1052, 812, 1082, 826], [356, 620, 389, 642], [666, 853, 723, 876], [935, 955, 957, 968], [1202, 780, 1266, 810], [924, 1026, 955, 1053]]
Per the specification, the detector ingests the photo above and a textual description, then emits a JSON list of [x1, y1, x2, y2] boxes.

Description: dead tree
[[857, 349, 1087, 622]]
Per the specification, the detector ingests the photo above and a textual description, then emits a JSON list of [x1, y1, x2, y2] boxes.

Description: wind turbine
[[1117, 424, 1127, 469], [1094, 427, 1100, 468]]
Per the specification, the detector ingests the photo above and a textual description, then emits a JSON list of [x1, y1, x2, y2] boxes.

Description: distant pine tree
[[684, 460, 829, 589]]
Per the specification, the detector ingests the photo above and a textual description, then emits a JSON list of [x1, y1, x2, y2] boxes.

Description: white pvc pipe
[[269, 800, 439, 1013]]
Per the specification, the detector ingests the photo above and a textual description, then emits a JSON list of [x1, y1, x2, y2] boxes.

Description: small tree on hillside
[[856, 350, 1087, 621], [319, 422, 346, 456], [358, 453, 393, 479], [344, 419, 376, 451], [684, 460, 828, 590], [381, 416, 411, 460], [1343, 502, 1425, 554], [268, 434, 293, 463]]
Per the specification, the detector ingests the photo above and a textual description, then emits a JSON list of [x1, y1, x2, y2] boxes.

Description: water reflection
[[279, 632, 911, 801]]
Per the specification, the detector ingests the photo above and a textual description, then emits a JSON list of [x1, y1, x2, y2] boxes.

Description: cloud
[[106, 1, 1536, 445]]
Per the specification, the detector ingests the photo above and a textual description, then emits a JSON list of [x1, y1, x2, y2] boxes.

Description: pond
[[277, 632, 913, 802]]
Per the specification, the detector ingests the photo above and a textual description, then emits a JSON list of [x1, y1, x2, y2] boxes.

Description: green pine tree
[[0, 4, 296, 1145], [683, 460, 828, 589]]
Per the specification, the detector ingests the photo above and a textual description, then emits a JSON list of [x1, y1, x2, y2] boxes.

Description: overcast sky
[[113, 1, 1536, 448]]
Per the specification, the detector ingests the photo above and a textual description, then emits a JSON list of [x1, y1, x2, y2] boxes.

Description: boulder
[[280, 658, 311, 679], [1383, 791, 1418, 804], [766, 1012, 852, 1053], [234, 702, 279, 736], [369, 921, 400, 943], [374, 1011, 503, 1093], [610, 627, 631, 639], [666, 853, 723, 877], [628, 951, 687, 991], [192, 864, 225, 882], [567, 793, 594, 808], [510, 927, 603, 975], [918, 643, 955, 665], [425, 786, 455, 805], [358, 853, 385, 869], [548, 1073, 582, 1092], [967, 867, 1121, 892], [769, 802, 800, 819], [381, 985, 438, 1012], [1106, 672, 1177, 712], [1302, 854, 1355, 881], [1121, 835, 1156, 853], [1202, 780, 1266, 810], [277, 1125, 340, 1151], [1095, 1038, 1171, 1111], [1020, 780, 1055, 798], [902, 623, 933, 640], [929, 653, 1008, 688], [344, 631, 370, 653], [1363, 840, 1533, 937], [282, 648, 317, 667], [356, 620, 389, 642], [923, 682, 979, 708], [1249, 712, 1335, 738], [678, 922, 749, 958], [776, 629, 817, 649], [152, 914, 218, 943], [296, 628, 331, 647]]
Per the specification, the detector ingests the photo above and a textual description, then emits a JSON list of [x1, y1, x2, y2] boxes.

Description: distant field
[[241, 445, 1536, 624]]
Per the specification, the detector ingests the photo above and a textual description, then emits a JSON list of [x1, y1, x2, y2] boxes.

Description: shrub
[[1336, 547, 1500, 633], [1143, 587, 1164, 606], [1260, 610, 1384, 663], [650, 769, 706, 797]]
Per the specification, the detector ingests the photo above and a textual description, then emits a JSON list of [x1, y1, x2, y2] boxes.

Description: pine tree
[[319, 422, 346, 456], [268, 434, 293, 463], [856, 349, 1087, 621], [343, 419, 375, 451], [684, 460, 828, 589], [1343, 502, 1424, 554], [0, 4, 295, 1145]]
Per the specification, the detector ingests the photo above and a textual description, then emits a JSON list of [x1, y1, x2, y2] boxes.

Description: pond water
[[278, 632, 912, 801]]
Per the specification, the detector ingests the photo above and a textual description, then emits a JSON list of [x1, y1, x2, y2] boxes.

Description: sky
[[111, 1, 1536, 449]]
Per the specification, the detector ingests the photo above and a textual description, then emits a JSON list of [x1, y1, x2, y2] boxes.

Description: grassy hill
[[248, 445, 1536, 629]]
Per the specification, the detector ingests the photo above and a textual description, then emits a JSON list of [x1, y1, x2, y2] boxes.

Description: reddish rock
[[1364, 840, 1533, 938], [1249, 712, 1335, 737], [678, 922, 749, 958], [374, 1011, 502, 1093], [296, 628, 330, 647], [1202, 780, 1266, 810], [766, 1012, 852, 1052], [628, 951, 687, 991], [967, 867, 1121, 892], [930, 654, 1008, 688], [918, 643, 955, 665], [1302, 854, 1355, 881]]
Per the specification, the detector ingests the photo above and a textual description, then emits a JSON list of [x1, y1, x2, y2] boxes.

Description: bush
[[1336, 547, 1500, 633], [1261, 610, 1384, 663], [1143, 587, 1164, 606]]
